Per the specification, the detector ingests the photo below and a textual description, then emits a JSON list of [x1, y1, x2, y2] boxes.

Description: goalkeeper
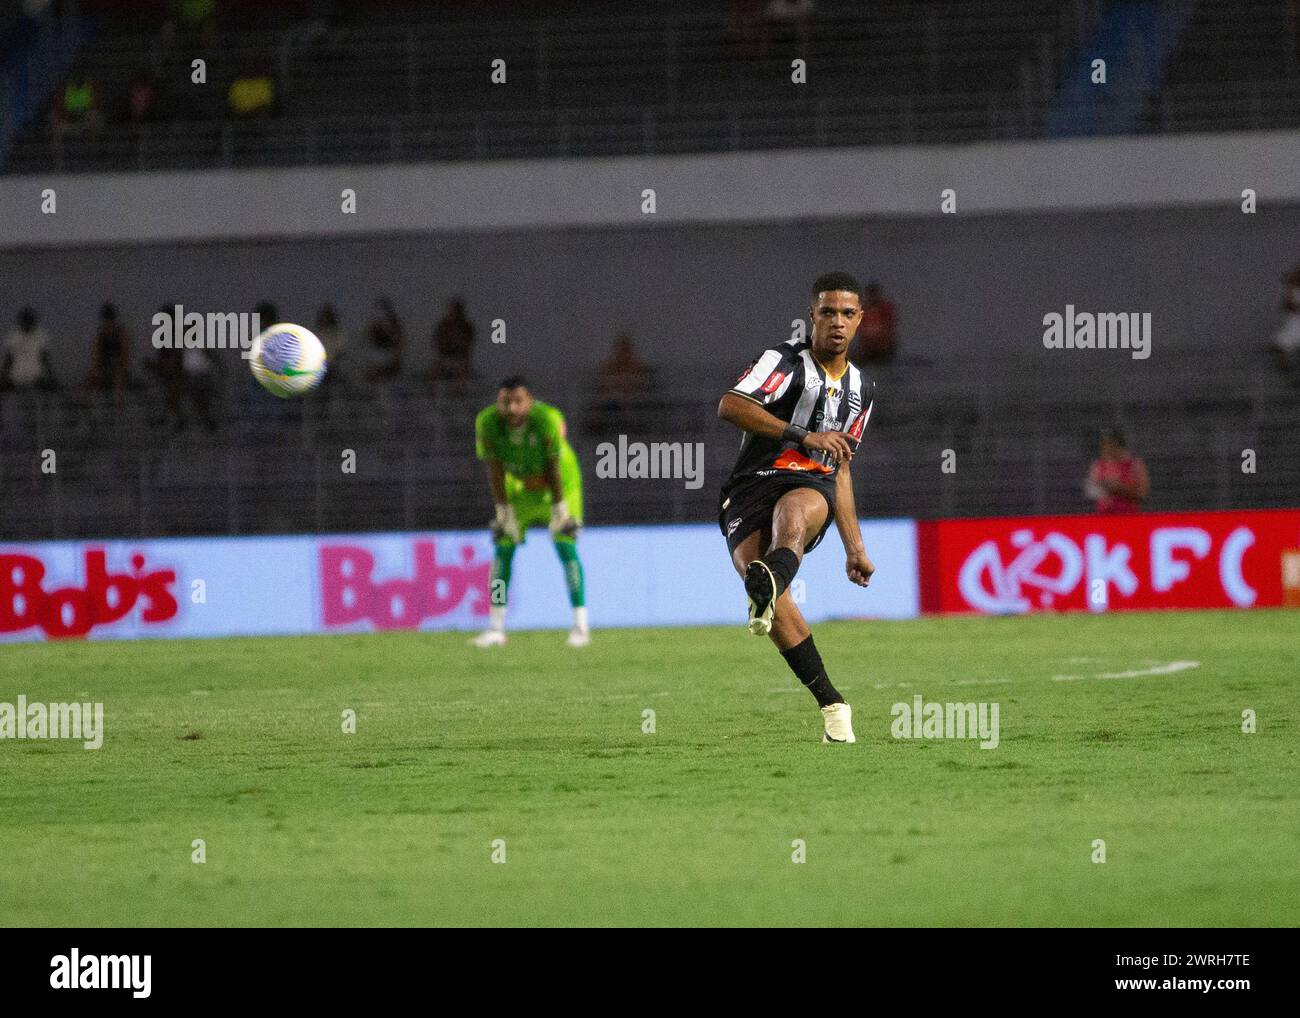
[[471, 375, 589, 647]]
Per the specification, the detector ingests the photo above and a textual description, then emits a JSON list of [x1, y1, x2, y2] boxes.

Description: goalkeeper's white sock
[[572, 606, 588, 633], [488, 605, 506, 632]]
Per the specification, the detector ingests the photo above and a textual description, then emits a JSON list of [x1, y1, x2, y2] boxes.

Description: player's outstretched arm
[[717, 393, 854, 461], [717, 391, 790, 440], [483, 459, 521, 543], [834, 464, 874, 587], [485, 458, 507, 504]]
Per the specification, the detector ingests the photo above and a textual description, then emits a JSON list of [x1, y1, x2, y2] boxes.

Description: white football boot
[[566, 627, 591, 647], [821, 702, 856, 743], [470, 629, 507, 648], [743, 560, 778, 635]]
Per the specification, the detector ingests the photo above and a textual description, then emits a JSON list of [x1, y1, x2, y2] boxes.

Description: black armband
[[782, 423, 809, 447]]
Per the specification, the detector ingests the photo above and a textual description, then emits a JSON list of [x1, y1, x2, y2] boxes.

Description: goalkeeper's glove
[[491, 502, 521, 543], [548, 499, 581, 538]]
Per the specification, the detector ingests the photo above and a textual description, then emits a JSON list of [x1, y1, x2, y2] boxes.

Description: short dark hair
[[498, 375, 528, 392], [810, 272, 863, 302], [1101, 427, 1127, 448]]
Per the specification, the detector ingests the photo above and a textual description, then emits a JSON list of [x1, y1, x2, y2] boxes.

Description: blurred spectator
[[145, 304, 217, 431], [168, 0, 217, 49], [764, 0, 815, 59], [848, 281, 898, 365], [593, 333, 654, 433], [182, 345, 220, 431], [147, 304, 185, 428], [228, 65, 275, 119], [600, 333, 652, 402], [365, 298, 404, 383], [1083, 428, 1149, 514], [1272, 264, 1300, 374], [316, 303, 347, 364], [430, 297, 476, 393], [85, 302, 131, 411], [2, 307, 57, 392], [53, 72, 101, 135], [126, 72, 161, 124], [315, 303, 350, 395]]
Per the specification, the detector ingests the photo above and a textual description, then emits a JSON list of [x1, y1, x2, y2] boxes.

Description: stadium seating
[[7, 1, 1299, 174], [2, 343, 1295, 540], [10, 0, 1291, 174]]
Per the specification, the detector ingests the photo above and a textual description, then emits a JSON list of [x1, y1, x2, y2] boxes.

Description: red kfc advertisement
[[919, 509, 1300, 614]]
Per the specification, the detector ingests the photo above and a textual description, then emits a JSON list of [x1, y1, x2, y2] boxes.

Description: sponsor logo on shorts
[[727, 517, 742, 536]]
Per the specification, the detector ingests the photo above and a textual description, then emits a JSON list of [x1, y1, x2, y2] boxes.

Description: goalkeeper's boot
[[565, 627, 590, 648], [821, 702, 856, 744], [744, 559, 778, 635], [470, 629, 507, 648]]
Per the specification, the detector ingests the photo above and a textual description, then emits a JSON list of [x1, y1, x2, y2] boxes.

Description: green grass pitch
[[1, 609, 1296, 927]]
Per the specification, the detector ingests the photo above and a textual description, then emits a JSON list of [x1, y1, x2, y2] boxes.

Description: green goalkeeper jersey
[[474, 400, 575, 482]]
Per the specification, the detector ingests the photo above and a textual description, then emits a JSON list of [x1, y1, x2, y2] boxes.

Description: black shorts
[[718, 472, 836, 556]]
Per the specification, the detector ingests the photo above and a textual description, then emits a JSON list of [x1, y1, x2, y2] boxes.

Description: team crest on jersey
[[848, 389, 862, 415]]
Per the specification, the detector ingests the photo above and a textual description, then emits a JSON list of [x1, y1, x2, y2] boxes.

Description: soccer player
[[472, 376, 589, 647], [717, 272, 876, 743]]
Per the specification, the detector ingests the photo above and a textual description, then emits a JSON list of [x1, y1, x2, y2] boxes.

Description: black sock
[[779, 635, 845, 708], [762, 547, 800, 597]]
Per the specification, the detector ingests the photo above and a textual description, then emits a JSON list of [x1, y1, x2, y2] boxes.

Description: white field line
[[767, 679, 1012, 692], [1052, 660, 1201, 682]]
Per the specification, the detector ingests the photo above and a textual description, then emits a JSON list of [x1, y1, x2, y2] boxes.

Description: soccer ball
[[249, 323, 327, 398]]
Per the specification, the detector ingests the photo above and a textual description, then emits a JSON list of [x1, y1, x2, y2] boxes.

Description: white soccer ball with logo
[[249, 323, 327, 397]]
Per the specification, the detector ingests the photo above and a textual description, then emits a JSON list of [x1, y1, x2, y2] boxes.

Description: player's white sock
[[488, 605, 507, 632], [572, 606, 588, 632]]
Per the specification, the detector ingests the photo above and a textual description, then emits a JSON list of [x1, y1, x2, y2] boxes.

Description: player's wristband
[[782, 424, 809, 447]]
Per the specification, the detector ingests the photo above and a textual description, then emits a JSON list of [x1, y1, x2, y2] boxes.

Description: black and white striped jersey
[[723, 338, 874, 492]]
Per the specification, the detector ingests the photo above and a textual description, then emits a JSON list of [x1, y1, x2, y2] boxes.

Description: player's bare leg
[[730, 493, 854, 742], [734, 487, 824, 635]]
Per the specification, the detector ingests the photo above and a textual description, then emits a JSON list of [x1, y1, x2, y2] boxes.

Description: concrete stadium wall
[[1, 205, 1295, 389], [0, 129, 1297, 385], [4, 129, 1300, 245]]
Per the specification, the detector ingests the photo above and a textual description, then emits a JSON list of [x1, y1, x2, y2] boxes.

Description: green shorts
[[502, 451, 583, 543]]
